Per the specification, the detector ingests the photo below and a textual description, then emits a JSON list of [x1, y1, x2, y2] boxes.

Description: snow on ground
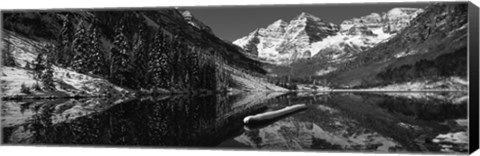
[[368, 77, 468, 91], [230, 73, 286, 92], [228, 92, 286, 113], [1, 31, 128, 99], [315, 67, 337, 76], [1, 66, 128, 98], [394, 49, 420, 58], [432, 131, 469, 152], [397, 122, 422, 131], [1, 67, 39, 96], [52, 66, 127, 95], [222, 64, 287, 92], [2, 30, 44, 67]]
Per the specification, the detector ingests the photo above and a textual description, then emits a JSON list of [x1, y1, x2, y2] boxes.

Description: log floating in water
[[243, 104, 307, 124]]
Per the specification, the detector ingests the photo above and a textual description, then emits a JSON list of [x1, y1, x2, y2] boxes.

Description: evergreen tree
[[87, 26, 105, 75], [71, 24, 89, 73], [130, 26, 150, 88], [189, 47, 200, 89], [2, 34, 17, 67], [111, 25, 130, 86], [33, 53, 45, 80], [41, 60, 55, 90], [147, 28, 167, 88], [64, 16, 75, 66], [20, 83, 31, 94], [44, 44, 58, 66], [25, 61, 31, 69], [55, 14, 75, 66]]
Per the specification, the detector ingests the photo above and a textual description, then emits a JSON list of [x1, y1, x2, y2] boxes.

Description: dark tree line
[[3, 11, 238, 93], [2, 33, 17, 67], [377, 47, 467, 84], [143, 28, 219, 91], [32, 45, 55, 91], [42, 14, 231, 92]]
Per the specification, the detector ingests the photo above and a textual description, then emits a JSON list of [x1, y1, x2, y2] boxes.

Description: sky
[[186, 2, 429, 42]]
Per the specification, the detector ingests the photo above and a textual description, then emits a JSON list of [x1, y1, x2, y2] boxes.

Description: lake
[[1, 91, 468, 153]]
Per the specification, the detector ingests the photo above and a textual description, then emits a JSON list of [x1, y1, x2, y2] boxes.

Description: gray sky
[[186, 2, 429, 41]]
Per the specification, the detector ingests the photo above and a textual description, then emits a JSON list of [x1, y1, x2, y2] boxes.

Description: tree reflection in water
[[2, 92, 468, 153]]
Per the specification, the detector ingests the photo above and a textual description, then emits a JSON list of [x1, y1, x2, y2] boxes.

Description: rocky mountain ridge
[[340, 8, 424, 34], [234, 7, 423, 64]]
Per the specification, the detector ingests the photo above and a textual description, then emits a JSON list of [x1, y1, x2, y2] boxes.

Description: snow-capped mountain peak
[[268, 19, 288, 28], [387, 7, 422, 17], [179, 9, 215, 34], [233, 7, 423, 64], [234, 12, 341, 64], [383, 7, 424, 33], [294, 12, 322, 20]]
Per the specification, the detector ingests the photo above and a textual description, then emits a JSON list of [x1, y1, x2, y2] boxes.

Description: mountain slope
[[1, 30, 129, 99], [326, 3, 468, 89]]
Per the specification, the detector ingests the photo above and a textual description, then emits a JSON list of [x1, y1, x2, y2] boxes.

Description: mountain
[[179, 9, 215, 35], [327, 3, 468, 89], [1, 8, 286, 99], [340, 8, 424, 34], [233, 12, 339, 64], [233, 8, 423, 65], [233, 3, 467, 91]]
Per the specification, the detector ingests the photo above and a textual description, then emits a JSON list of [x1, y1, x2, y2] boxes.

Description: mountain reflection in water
[[1, 92, 468, 153]]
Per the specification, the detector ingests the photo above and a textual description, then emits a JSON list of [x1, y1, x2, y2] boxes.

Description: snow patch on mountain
[[315, 66, 337, 76], [310, 27, 393, 60], [367, 76, 468, 91], [2, 30, 44, 67]]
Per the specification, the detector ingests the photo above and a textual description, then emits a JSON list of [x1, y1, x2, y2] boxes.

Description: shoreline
[[1, 89, 468, 101]]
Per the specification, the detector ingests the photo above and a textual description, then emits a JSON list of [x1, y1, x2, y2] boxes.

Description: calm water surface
[[1, 92, 468, 153]]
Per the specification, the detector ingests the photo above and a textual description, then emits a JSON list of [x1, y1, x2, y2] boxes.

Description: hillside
[[326, 3, 468, 89], [2, 8, 285, 98], [2, 30, 129, 99]]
